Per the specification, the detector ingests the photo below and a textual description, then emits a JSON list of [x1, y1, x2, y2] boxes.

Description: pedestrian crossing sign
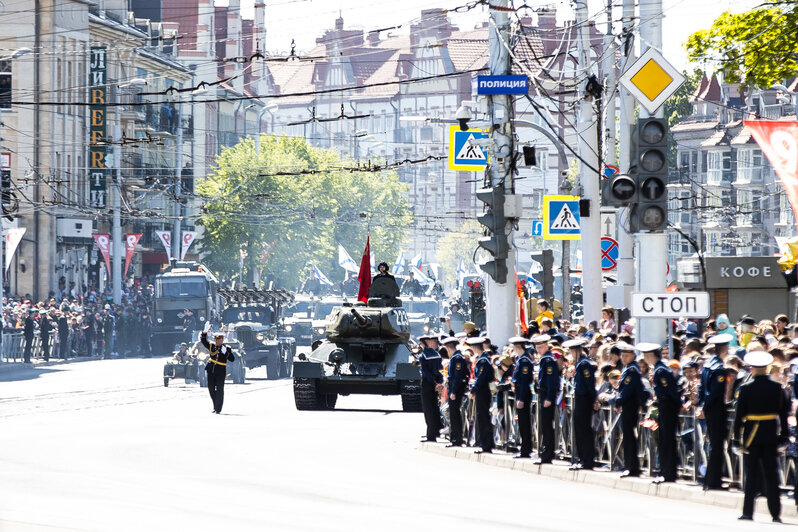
[[448, 126, 488, 171], [542, 195, 581, 240]]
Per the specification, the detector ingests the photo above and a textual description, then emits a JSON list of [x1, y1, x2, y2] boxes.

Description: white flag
[[392, 250, 405, 275], [180, 231, 198, 261], [338, 244, 359, 273], [155, 230, 172, 262], [4, 228, 26, 273]]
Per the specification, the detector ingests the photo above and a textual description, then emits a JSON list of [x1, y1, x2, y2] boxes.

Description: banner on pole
[[180, 230, 198, 261], [124, 233, 143, 278], [155, 230, 172, 262], [93, 233, 111, 274], [4, 227, 25, 272]]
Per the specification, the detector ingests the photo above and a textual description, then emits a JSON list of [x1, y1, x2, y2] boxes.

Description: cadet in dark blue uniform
[[699, 333, 733, 490], [734, 351, 789, 522], [640, 342, 681, 483], [468, 336, 495, 454], [200, 327, 236, 414], [510, 336, 534, 458], [610, 342, 648, 477], [443, 337, 468, 447], [418, 334, 444, 442], [532, 334, 558, 464], [567, 337, 597, 470]]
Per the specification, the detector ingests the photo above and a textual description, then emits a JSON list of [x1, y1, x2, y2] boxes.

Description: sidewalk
[[420, 442, 798, 522], [0, 355, 97, 374]]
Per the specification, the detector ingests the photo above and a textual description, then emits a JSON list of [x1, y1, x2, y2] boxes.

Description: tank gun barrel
[[350, 308, 370, 326]]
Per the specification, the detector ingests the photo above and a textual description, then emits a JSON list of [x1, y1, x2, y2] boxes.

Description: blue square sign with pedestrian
[[542, 195, 581, 240], [448, 126, 488, 171]]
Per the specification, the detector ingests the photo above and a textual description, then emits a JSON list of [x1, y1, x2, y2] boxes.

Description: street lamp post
[[254, 103, 278, 155], [113, 77, 147, 304], [0, 47, 32, 361]]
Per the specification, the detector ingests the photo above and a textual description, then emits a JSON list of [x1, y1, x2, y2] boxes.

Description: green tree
[[435, 219, 484, 287], [685, 1, 798, 89], [196, 135, 411, 288], [664, 69, 704, 164]]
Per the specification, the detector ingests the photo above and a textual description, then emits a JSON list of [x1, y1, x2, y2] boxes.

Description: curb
[[420, 442, 798, 520]]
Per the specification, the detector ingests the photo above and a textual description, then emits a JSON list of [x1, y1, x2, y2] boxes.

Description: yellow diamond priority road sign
[[620, 48, 685, 115]]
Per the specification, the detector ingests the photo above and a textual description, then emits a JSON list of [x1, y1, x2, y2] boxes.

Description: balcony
[[733, 166, 762, 186]]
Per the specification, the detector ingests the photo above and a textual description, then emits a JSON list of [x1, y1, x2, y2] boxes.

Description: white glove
[[203, 320, 211, 333], [221, 346, 229, 355]]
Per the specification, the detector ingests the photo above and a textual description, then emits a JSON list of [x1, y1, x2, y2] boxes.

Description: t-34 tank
[[292, 276, 422, 411]]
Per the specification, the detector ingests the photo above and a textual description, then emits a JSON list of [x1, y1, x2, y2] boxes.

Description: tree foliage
[[197, 135, 411, 288], [685, 1, 798, 89], [435, 219, 484, 287]]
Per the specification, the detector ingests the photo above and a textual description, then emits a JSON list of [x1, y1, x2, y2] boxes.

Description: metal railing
[[438, 386, 795, 493]]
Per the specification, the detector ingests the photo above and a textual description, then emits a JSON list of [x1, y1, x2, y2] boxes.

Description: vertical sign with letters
[[89, 47, 107, 209]]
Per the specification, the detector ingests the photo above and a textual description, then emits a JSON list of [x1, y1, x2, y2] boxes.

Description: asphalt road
[[0, 358, 785, 531]]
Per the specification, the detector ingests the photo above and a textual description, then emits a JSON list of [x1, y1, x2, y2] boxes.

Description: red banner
[[93, 233, 111, 275], [124, 233, 143, 279], [357, 236, 371, 303], [744, 120, 798, 231]]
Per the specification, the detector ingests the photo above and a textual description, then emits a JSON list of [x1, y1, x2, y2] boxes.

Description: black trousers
[[539, 402, 555, 462], [658, 403, 679, 481], [448, 393, 464, 445], [621, 407, 640, 474], [573, 396, 595, 467], [59, 335, 68, 359], [518, 401, 532, 457], [475, 389, 493, 451], [23, 336, 33, 363], [421, 380, 440, 440], [41, 336, 50, 361], [704, 406, 728, 488], [207, 370, 226, 413], [742, 443, 780, 519]]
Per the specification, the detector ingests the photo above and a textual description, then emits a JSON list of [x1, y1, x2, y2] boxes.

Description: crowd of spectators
[[1, 279, 157, 361]]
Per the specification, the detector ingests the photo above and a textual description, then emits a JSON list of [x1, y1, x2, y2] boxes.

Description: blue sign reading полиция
[[476, 75, 529, 95]]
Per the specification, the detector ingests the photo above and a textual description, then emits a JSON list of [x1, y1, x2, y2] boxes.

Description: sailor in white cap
[[700, 332, 733, 490], [417, 334, 444, 443], [532, 333, 558, 464], [734, 351, 788, 522], [638, 342, 680, 483], [511, 336, 535, 458], [609, 339, 647, 477], [566, 337, 597, 470], [442, 336, 468, 447], [467, 336, 495, 454]]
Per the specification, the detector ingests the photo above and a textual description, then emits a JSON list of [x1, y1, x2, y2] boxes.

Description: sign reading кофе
[[704, 256, 786, 289]]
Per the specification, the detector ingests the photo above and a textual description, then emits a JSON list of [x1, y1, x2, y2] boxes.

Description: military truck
[[151, 262, 220, 353], [292, 277, 422, 412], [218, 287, 296, 381], [404, 296, 443, 338]]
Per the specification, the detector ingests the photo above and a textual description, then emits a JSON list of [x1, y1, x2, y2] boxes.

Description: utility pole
[[636, 0, 667, 345], [172, 103, 184, 262], [483, 0, 516, 345], [575, 0, 601, 325], [112, 121, 122, 304], [608, 0, 637, 312]]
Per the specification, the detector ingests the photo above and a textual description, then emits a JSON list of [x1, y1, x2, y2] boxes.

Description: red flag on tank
[[357, 236, 372, 303]]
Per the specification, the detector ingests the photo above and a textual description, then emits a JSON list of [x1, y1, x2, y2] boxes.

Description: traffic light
[[601, 172, 637, 207], [529, 249, 554, 299], [631, 118, 668, 232], [476, 184, 509, 283]]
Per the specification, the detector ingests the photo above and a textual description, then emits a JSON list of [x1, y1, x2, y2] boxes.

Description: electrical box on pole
[[631, 118, 668, 232], [476, 184, 509, 283]]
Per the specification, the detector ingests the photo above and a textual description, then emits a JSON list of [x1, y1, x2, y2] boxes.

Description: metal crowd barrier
[[440, 387, 797, 494], [1, 330, 88, 362]]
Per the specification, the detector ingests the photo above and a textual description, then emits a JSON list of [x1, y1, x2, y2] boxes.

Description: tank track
[[294, 377, 322, 410], [400, 381, 423, 412]]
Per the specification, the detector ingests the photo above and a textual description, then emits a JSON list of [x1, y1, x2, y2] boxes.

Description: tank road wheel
[[400, 381, 423, 413], [163, 377, 169, 387], [294, 377, 323, 410]]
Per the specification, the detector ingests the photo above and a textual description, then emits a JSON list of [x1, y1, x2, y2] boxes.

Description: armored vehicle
[[292, 277, 422, 412], [218, 287, 296, 381], [404, 296, 443, 338], [151, 262, 220, 353]]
